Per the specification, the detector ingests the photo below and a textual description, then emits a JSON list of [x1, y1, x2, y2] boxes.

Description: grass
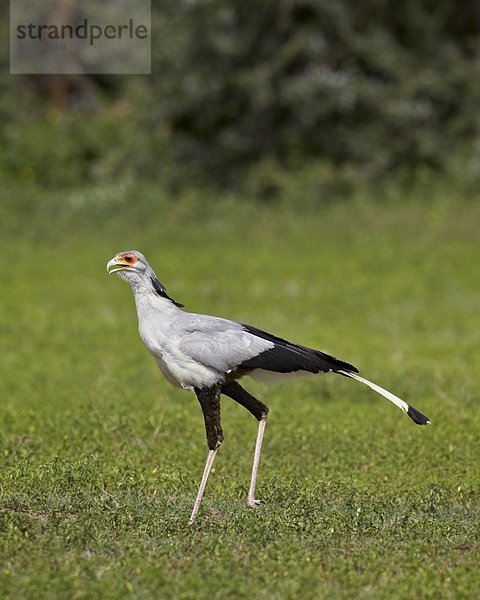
[[1, 183, 479, 598]]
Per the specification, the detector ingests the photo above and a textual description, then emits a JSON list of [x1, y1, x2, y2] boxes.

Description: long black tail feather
[[407, 405, 431, 425]]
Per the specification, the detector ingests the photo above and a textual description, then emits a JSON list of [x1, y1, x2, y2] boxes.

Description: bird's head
[[106, 250, 150, 283], [107, 250, 184, 307]]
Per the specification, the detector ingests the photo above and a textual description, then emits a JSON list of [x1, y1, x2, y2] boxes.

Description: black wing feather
[[239, 324, 358, 374]]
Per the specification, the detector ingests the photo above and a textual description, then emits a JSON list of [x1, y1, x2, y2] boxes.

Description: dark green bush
[[1, 0, 480, 193]]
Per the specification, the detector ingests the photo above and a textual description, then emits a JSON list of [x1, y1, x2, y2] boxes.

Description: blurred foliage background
[[2, 5, 480, 597], [1, 0, 480, 202]]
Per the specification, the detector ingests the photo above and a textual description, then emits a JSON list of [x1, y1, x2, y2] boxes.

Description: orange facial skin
[[117, 253, 139, 267]]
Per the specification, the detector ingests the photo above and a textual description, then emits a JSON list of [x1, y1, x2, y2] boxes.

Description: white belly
[[154, 351, 220, 390], [136, 301, 226, 390], [140, 326, 220, 390]]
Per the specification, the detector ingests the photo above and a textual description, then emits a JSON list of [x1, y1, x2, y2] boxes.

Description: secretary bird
[[107, 250, 430, 523]]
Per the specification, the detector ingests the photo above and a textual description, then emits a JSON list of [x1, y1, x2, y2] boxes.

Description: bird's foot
[[247, 498, 265, 509]]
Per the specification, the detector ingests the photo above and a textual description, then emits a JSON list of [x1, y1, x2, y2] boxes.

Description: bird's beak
[[107, 257, 131, 274]]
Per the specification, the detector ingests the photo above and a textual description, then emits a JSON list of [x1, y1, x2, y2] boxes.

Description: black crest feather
[[150, 276, 184, 308]]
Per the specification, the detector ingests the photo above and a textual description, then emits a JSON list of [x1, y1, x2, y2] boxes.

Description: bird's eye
[[124, 255, 133, 263]]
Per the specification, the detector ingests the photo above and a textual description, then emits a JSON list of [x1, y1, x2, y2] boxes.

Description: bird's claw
[[247, 499, 265, 509]]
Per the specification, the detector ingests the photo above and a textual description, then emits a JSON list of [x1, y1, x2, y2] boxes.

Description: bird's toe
[[247, 499, 265, 509]]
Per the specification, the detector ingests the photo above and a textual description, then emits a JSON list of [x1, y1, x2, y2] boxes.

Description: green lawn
[[1, 186, 479, 598]]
